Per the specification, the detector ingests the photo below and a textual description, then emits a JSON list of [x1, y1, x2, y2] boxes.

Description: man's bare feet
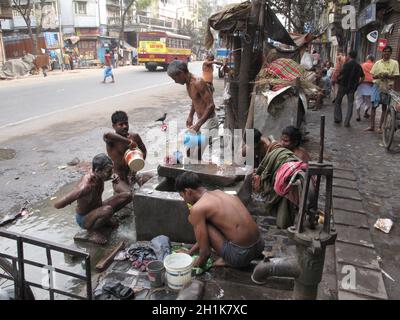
[[213, 258, 228, 268], [88, 231, 108, 245], [364, 127, 374, 132]]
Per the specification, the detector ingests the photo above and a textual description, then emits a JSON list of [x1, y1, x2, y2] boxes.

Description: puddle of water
[[0, 180, 136, 300], [0, 148, 16, 161]]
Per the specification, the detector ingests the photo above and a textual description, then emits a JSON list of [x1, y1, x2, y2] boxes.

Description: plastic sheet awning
[[205, 0, 295, 49]]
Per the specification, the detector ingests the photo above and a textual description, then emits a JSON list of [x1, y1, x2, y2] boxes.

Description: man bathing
[[176, 172, 264, 268], [54, 154, 132, 244], [167, 60, 219, 161], [104, 111, 149, 192], [168, 60, 218, 133]]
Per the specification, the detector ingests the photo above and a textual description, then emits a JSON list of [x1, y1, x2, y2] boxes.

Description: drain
[[0, 148, 16, 160]]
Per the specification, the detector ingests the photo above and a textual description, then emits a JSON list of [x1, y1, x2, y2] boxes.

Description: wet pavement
[[1, 67, 399, 299], [305, 100, 400, 299]]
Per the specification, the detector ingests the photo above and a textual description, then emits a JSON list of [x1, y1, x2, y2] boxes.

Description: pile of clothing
[[114, 235, 171, 272]]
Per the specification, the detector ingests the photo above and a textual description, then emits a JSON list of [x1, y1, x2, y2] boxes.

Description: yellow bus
[[138, 31, 192, 71]]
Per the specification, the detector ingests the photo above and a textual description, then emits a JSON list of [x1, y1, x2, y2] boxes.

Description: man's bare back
[[190, 190, 260, 247], [74, 173, 104, 215]]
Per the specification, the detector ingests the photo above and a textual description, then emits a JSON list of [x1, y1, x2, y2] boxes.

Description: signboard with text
[[358, 3, 376, 29]]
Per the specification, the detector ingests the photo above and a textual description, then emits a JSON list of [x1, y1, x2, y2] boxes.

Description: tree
[[179, 0, 221, 58], [12, 0, 51, 55], [118, 0, 152, 61], [33, 0, 46, 54], [12, 0, 36, 53], [267, 0, 326, 33]]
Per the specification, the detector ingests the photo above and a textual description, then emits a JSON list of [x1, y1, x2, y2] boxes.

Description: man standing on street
[[103, 48, 115, 83], [356, 55, 375, 121], [334, 51, 365, 127], [202, 53, 223, 94], [365, 46, 400, 133]]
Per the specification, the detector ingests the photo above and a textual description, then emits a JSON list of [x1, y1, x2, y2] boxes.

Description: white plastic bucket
[[163, 253, 193, 291]]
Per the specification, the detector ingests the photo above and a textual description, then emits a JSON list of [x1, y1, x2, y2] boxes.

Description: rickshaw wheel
[[383, 106, 396, 150]]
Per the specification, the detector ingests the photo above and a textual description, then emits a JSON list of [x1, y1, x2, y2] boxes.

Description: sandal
[[103, 282, 135, 300]]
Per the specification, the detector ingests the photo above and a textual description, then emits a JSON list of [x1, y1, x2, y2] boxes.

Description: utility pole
[[237, 0, 261, 129], [56, 0, 64, 71], [288, 0, 292, 33]]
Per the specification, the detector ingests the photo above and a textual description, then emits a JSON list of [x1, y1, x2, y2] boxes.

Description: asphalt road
[[0, 62, 203, 142], [0, 61, 211, 214]]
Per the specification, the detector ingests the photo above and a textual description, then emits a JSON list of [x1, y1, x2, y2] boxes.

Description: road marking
[[0, 81, 173, 129]]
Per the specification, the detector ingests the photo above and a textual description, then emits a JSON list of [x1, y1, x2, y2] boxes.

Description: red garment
[[105, 53, 111, 67], [274, 161, 308, 205], [361, 60, 374, 83], [332, 55, 346, 82]]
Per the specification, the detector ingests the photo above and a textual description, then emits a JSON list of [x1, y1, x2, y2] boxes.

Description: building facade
[[316, 0, 400, 89], [0, 0, 200, 63]]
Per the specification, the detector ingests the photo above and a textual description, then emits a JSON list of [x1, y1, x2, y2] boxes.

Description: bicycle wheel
[[383, 106, 396, 150], [0, 258, 35, 300]]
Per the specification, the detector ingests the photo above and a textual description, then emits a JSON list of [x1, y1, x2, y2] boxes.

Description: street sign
[[367, 31, 379, 43], [377, 39, 388, 51]]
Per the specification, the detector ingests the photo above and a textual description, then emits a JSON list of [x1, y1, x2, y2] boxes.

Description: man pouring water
[[167, 61, 219, 162]]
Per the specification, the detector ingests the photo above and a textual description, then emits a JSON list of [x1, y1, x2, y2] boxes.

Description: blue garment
[[75, 213, 86, 229], [104, 66, 113, 78], [371, 84, 381, 108]]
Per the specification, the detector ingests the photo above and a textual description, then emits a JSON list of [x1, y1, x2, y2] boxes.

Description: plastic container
[[124, 148, 145, 172], [147, 260, 165, 288], [163, 253, 193, 291], [183, 132, 206, 148]]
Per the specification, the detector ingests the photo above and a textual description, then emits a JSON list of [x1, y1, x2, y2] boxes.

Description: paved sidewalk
[[306, 101, 399, 299]]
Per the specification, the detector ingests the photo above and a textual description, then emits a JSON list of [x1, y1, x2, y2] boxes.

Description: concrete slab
[[211, 265, 294, 291], [334, 209, 369, 228], [336, 264, 388, 300], [158, 164, 252, 187], [317, 245, 338, 300], [203, 279, 293, 300], [333, 197, 366, 213], [333, 167, 354, 173], [334, 170, 357, 181], [338, 291, 370, 300], [336, 242, 380, 270], [133, 181, 196, 243], [333, 187, 362, 201], [73, 228, 113, 244], [333, 178, 358, 190], [335, 225, 374, 248], [133, 174, 252, 243]]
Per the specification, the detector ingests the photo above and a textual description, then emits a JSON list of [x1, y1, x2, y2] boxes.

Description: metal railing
[[0, 229, 92, 300]]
